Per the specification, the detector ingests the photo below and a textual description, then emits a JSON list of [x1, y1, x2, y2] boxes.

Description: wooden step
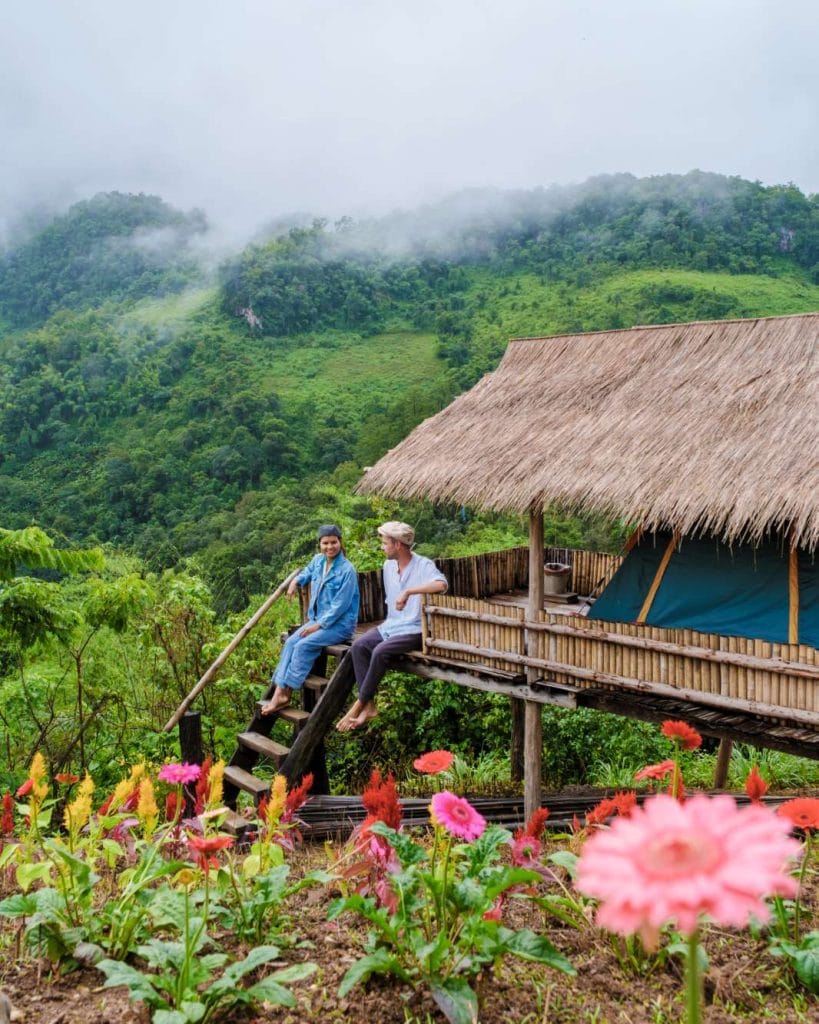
[[237, 732, 290, 765], [278, 707, 310, 730], [324, 643, 351, 658], [223, 765, 271, 800], [304, 674, 329, 693], [221, 810, 252, 837]]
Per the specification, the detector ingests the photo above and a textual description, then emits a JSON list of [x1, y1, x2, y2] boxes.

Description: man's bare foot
[[260, 687, 291, 715], [336, 700, 364, 731], [350, 701, 378, 729]]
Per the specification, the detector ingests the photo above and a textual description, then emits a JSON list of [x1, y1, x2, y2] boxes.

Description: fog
[[2, 0, 818, 242]]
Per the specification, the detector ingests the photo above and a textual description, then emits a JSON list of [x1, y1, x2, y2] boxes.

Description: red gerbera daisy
[[413, 750, 454, 775], [661, 720, 702, 751], [635, 760, 676, 781], [777, 798, 819, 832], [187, 833, 234, 873]]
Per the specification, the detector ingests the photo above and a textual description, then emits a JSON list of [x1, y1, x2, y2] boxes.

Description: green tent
[[589, 530, 818, 648]]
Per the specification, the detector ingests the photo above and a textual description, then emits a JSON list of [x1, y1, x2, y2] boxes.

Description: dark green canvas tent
[[588, 530, 819, 648]]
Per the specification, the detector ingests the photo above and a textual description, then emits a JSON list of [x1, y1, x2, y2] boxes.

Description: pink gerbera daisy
[[576, 794, 800, 948], [430, 790, 486, 841], [158, 763, 201, 785]]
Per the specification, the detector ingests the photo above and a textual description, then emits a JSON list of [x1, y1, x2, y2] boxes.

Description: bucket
[[543, 562, 571, 595]]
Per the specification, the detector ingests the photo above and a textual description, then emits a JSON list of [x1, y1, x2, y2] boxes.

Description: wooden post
[[714, 737, 732, 789], [179, 711, 203, 817], [524, 508, 544, 820]]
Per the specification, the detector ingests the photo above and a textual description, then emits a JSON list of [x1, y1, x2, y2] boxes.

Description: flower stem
[[794, 831, 812, 942], [685, 929, 702, 1024]]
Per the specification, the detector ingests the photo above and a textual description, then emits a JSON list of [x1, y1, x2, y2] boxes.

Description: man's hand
[[299, 622, 320, 637], [394, 590, 411, 611]]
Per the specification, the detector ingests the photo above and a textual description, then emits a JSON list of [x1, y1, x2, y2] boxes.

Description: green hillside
[[2, 172, 819, 610]]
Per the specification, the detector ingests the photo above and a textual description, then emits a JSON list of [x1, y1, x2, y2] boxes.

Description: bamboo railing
[[298, 545, 623, 624], [422, 595, 819, 722]]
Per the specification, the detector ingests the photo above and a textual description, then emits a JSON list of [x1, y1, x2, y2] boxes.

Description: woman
[[261, 524, 359, 714]]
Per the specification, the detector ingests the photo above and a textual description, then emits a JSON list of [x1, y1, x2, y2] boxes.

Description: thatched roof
[[359, 313, 819, 549]]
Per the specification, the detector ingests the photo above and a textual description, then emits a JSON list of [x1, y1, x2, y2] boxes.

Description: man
[[337, 521, 447, 731]]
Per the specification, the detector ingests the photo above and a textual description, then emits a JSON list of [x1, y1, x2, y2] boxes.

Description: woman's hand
[[298, 622, 320, 637], [286, 579, 299, 600]]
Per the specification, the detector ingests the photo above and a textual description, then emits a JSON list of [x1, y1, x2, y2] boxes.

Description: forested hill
[[2, 171, 819, 610]]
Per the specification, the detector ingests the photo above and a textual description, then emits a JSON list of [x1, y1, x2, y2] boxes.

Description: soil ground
[[1, 844, 816, 1024]]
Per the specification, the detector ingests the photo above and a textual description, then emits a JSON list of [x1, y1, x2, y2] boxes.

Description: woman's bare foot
[[260, 687, 291, 715], [336, 700, 363, 731]]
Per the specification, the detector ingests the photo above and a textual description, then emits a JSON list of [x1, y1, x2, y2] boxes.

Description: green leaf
[[791, 946, 819, 994], [152, 1011, 190, 1024], [269, 962, 317, 984], [97, 957, 162, 1006], [246, 979, 296, 1008], [338, 949, 408, 997], [178, 1000, 207, 1021], [429, 976, 479, 1024], [498, 929, 576, 974], [16, 860, 52, 892], [216, 945, 280, 987], [547, 850, 579, 879], [0, 893, 38, 918]]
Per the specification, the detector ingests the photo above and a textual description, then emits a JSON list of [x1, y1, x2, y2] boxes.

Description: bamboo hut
[[359, 313, 819, 813]]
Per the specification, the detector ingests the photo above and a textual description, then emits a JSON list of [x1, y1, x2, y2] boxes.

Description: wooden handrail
[[162, 569, 300, 732], [423, 604, 819, 682]]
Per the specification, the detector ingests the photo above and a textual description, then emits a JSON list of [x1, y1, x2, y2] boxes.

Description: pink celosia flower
[[413, 750, 454, 774], [430, 790, 486, 841], [576, 794, 800, 948], [634, 760, 675, 781], [158, 763, 201, 785]]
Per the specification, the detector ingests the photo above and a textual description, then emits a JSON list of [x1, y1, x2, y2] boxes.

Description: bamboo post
[[524, 508, 544, 821], [162, 569, 300, 732]]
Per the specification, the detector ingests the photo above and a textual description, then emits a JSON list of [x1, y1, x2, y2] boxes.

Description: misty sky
[[2, 0, 818, 238]]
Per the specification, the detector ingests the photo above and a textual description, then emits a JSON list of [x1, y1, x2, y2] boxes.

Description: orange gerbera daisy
[[661, 720, 702, 750]]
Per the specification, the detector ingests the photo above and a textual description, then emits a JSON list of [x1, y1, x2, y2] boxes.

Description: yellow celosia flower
[[206, 760, 225, 811], [106, 762, 146, 815], [29, 752, 49, 802], [266, 774, 287, 830], [137, 778, 158, 839], [63, 773, 94, 835]]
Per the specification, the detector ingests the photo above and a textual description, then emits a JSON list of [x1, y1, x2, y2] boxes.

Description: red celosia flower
[[165, 791, 180, 822], [122, 786, 141, 811], [361, 768, 402, 830], [744, 765, 769, 804], [571, 813, 582, 834], [55, 773, 80, 785], [1, 792, 13, 834], [430, 791, 486, 841], [524, 806, 551, 839], [413, 750, 454, 775], [587, 791, 637, 826], [777, 798, 819, 832], [635, 760, 676, 781], [194, 755, 213, 815], [187, 833, 234, 873], [661, 720, 702, 750], [284, 772, 314, 819], [15, 779, 33, 798]]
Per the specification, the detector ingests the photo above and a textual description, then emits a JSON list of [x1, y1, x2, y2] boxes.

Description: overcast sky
[[2, 0, 818, 239]]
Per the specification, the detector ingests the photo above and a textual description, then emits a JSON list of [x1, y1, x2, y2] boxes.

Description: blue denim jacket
[[297, 552, 360, 636]]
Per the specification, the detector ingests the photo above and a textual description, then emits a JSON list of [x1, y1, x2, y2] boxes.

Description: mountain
[[2, 171, 819, 609]]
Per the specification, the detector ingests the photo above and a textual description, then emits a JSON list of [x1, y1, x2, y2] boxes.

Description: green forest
[[3, 171, 819, 794]]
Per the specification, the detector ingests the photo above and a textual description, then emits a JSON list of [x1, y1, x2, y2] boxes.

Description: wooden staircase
[[222, 641, 357, 827]]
